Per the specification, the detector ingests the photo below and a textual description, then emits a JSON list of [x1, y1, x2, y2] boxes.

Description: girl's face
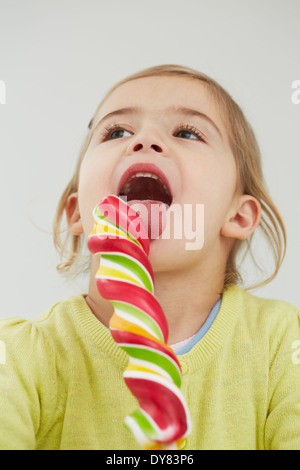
[[75, 75, 241, 272]]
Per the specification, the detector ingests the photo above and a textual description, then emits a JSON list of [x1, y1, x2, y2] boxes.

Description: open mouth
[[118, 172, 173, 207], [118, 172, 173, 240]]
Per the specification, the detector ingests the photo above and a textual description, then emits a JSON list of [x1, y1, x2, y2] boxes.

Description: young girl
[[1, 65, 299, 450]]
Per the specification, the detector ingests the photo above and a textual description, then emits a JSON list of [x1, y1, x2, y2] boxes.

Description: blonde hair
[[53, 64, 286, 290]]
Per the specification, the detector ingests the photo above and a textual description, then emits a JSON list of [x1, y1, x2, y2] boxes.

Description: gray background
[[0, 0, 299, 320]]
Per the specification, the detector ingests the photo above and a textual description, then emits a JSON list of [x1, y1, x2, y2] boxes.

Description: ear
[[65, 192, 84, 235], [220, 195, 261, 240]]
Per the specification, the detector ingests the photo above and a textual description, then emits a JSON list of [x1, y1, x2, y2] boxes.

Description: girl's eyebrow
[[93, 106, 223, 139]]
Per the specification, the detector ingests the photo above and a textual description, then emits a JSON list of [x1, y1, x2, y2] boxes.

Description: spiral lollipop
[[87, 195, 191, 449]]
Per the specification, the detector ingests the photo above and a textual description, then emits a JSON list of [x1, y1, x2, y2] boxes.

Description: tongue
[[127, 199, 168, 240]]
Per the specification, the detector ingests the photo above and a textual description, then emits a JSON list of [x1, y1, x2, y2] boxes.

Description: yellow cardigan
[[0, 284, 299, 450]]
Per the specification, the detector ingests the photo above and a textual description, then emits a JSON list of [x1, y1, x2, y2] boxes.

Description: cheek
[[183, 155, 237, 232], [80, 148, 112, 188], [207, 172, 238, 230], [81, 140, 136, 198], [77, 152, 114, 234]]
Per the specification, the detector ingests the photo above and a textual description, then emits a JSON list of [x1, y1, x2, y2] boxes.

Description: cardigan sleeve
[[0, 316, 56, 449], [264, 306, 300, 450]]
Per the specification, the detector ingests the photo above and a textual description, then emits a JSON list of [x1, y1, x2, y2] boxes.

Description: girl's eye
[[176, 130, 198, 140], [110, 129, 132, 140], [101, 124, 132, 141], [175, 125, 206, 142]]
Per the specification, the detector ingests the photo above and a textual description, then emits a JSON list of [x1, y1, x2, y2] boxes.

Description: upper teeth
[[130, 172, 159, 180], [128, 172, 170, 193], [120, 172, 171, 197]]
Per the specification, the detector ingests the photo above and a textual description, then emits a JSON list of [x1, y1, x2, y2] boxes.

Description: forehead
[[97, 75, 223, 127]]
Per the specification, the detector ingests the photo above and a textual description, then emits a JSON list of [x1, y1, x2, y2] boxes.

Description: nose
[[126, 128, 166, 155], [132, 143, 163, 153]]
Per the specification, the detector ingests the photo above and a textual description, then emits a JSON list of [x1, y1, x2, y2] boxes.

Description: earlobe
[[65, 193, 84, 235], [221, 195, 261, 240]]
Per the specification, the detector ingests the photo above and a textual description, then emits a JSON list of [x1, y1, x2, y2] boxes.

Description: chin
[[148, 237, 192, 273]]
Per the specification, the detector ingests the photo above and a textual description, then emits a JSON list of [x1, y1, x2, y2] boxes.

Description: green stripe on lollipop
[[102, 254, 154, 293], [124, 409, 158, 442], [122, 346, 182, 388], [112, 301, 164, 342]]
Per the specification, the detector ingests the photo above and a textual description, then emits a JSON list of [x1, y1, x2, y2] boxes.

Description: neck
[[152, 265, 223, 345]]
